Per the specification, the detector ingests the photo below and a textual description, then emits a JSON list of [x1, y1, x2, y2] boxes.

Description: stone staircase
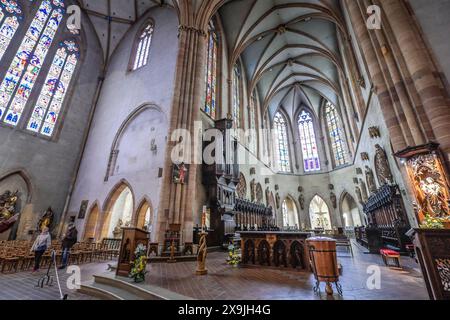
[[78, 274, 193, 300]]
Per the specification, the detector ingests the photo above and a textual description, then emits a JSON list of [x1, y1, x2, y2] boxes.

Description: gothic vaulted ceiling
[[218, 0, 345, 121], [78, 0, 174, 62]]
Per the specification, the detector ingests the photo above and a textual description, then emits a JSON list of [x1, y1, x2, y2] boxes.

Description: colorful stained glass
[[133, 23, 153, 70], [274, 112, 291, 173], [0, 1, 22, 63], [298, 110, 320, 172], [325, 101, 348, 167], [204, 21, 218, 119], [232, 64, 241, 128], [27, 40, 78, 136], [0, 0, 64, 125]]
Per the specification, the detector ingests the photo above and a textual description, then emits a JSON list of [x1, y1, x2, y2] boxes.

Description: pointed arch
[[135, 196, 153, 231], [100, 179, 135, 239], [309, 195, 331, 230], [282, 195, 299, 228], [0, 168, 33, 203], [83, 201, 100, 241]]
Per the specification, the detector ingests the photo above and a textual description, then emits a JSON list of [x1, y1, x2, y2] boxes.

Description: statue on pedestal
[[374, 144, 393, 186], [113, 219, 124, 239], [37, 207, 54, 232]]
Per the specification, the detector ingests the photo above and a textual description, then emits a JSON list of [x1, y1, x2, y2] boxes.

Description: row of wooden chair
[[0, 239, 121, 274]]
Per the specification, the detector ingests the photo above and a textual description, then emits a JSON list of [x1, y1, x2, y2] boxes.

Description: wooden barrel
[[306, 237, 339, 283]]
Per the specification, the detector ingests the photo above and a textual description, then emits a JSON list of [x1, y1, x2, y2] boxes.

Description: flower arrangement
[[227, 243, 241, 267], [129, 243, 148, 283], [420, 214, 444, 229]]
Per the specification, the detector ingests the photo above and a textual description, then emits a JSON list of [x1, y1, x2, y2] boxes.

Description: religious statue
[[113, 218, 124, 238], [173, 162, 188, 185], [196, 231, 208, 275], [37, 207, 54, 232], [359, 179, 369, 202], [365, 166, 377, 194], [330, 192, 337, 209], [0, 190, 19, 234], [355, 186, 363, 204], [374, 144, 393, 186], [265, 187, 270, 207], [275, 193, 280, 209], [250, 179, 256, 202], [236, 173, 247, 199], [298, 194, 305, 210], [256, 183, 263, 203]]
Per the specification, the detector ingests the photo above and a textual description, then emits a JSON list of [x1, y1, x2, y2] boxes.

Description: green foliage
[[420, 214, 444, 229], [129, 244, 148, 283]]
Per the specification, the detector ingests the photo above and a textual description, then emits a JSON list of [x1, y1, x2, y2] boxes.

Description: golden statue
[[0, 190, 19, 234], [37, 207, 54, 232]]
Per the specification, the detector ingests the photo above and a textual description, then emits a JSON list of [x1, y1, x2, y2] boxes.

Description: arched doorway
[[136, 199, 152, 232], [83, 203, 100, 241], [309, 195, 332, 230], [341, 193, 362, 228], [282, 197, 299, 228], [100, 183, 134, 239]]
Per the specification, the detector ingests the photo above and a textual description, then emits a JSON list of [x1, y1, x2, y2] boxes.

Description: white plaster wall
[[67, 7, 179, 242]]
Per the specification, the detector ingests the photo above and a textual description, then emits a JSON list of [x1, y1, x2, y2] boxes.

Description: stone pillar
[[381, 0, 450, 158], [344, 0, 407, 152], [157, 22, 208, 244], [360, 0, 426, 146]]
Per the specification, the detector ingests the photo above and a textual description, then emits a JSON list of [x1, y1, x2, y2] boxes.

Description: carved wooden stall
[[202, 118, 240, 247], [239, 231, 311, 271], [413, 229, 450, 300], [116, 227, 149, 277], [355, 185, 411, 253], [234, 199, 276, 232]]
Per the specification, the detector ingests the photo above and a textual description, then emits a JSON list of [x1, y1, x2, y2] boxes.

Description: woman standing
[[30, 227, 51, 272]]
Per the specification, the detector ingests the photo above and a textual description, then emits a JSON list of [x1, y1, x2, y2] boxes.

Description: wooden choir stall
[[116, 227, 149, 277], [239, 231, 311, 271], [355, 184, 411, 253]]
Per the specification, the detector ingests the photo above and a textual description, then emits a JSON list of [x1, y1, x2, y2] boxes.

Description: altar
[[238, 231, 312, 271]]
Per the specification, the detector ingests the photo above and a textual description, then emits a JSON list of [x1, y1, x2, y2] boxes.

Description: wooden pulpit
[[116, 227, 149, 277]]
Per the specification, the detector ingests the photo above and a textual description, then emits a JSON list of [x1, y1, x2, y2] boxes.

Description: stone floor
[[0, 241, 429, 300]]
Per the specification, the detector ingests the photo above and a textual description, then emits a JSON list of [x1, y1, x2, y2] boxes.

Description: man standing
[[59, 224, 78, 270]]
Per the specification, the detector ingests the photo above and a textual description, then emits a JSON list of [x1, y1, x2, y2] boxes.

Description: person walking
[[59, 224, 78, 270], [31, 227, 51, 272]]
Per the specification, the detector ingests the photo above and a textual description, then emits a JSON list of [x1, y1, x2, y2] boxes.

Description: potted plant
[[129, 244, 148, 283]]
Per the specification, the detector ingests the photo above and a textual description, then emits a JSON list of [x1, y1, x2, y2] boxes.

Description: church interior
[[1, 0, 450, 302]]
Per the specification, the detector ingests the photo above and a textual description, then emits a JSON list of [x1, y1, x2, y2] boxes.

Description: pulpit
[[116, 227, 149, 277]]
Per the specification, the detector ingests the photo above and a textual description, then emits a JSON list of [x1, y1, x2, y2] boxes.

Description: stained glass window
[[0, 0, 65, 126], [274, 112, 291, 173], [204, 21, 218, 119], [27, 39, 78, 136], [0, 0, 22, 62], [132, 23, 153, 71], [232, 64, 241, 128], [325, 101, 348, 167], [298, 110, 321, 172]]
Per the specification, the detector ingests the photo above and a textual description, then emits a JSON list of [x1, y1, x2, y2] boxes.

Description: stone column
[[360, 0, 425, 146], [157, 23, 208, 244], [381, 0, 450, 157], [344, 0, 407, 152]]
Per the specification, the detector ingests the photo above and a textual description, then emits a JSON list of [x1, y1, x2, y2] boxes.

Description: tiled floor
[[144, 242, 428, 300], [0, 241, 429, 300]]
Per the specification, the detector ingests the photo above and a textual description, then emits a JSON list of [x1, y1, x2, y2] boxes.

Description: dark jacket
[[62, 228, 78, 249]]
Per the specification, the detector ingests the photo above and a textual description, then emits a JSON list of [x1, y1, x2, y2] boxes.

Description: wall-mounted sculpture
[[236, 173, 247, 199], [256, 183, 263, 204], [355, 186, 364, 205], [275, 184, 279, 191], [359, 179, 369, 203], [330, 192, 337, 209], [250, 179, 256, 202], [298, 186, 303, 193], [368, 126, 381, 139], [365, 166, 377, 194], [250, 167, 256, 175], [265, 178, 270, 184], [329, 184, 334, 191], [361, 152, 370, 161], [275, 193, 280, 209], [298, 194, 305, 210], [374, 144, 393, 186], [356, 167, 363, 175]]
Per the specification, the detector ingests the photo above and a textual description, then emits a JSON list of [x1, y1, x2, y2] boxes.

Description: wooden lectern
[[116, 227, 149, 277]]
